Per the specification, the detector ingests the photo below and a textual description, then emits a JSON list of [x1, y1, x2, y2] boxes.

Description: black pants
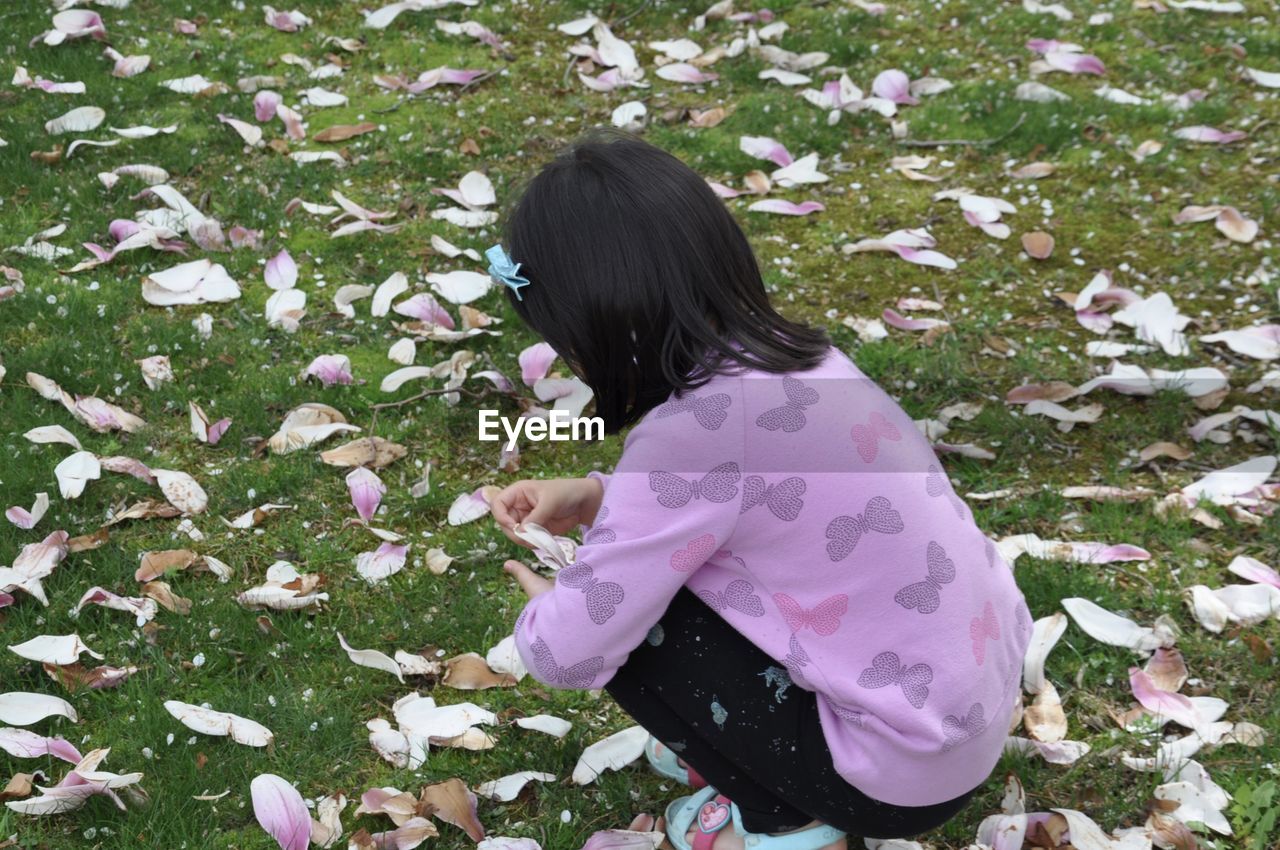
[[604, 589, 978, 838]]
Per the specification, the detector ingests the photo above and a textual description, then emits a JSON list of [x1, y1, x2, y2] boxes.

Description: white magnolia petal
[[474, 771, 555, 802], [514, 714, 572, 738], [1061, 597, 1173, 651], [426, 270, 491, 304], [164, 700, 274, 747], [1022, 612, 1066, 694], [572, 725, 648, 784], [8, 634, 104, 665], [45, 106, 106, 135], [153, 469, 208, 514], [337, 633, 405, 682], [0, 692, 78, 726], [54, 451, 100, 499]]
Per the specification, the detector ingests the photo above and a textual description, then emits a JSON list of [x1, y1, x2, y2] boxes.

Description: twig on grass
[[369, 385, 488, 411], [459, 69, 501, 93], [898, 112, 1027, 149], [612, 0, 653, 28]]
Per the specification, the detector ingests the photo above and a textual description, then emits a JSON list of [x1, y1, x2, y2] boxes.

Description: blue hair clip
[[486, 244, 530, 301]]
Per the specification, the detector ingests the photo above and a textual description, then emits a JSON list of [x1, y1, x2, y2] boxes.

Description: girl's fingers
[[503, 560, 551, 598], [498, 522, 535, 549], [492, 484, 534, 528]]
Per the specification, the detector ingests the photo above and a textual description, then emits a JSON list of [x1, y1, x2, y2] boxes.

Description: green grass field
[[1, 0, 1278, 848]]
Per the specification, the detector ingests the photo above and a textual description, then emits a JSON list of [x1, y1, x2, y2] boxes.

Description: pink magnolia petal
[[892, 245, 957, 270], [254, 90, 282, 122], [1026, 38, 1080, 55], [207, 418, 232, 446], [304, 354, 354, 387], [394, 293, 455, 328], [251, 774, 311, 850], [1044, 50, 1106, 75], [109, 219, 141, 243], [1228, 555, 1280, 589], [1075, 310, 1114, 333], [0, 728, 83, 763], [346, 467, 386, 522], [1173, 126, 1246, 144], [50, 10, 106, 41], [6, 506, 36, 529], [472, 369, 515, 394], [655, 63, 719, 84], [871, 69, 918, 104], [264, 249, 298, 290], [1074, 542, 1151, 562], [355, 542, 409, 584], [111, 52, 151, 78], [739, 135, 793, 167], [746, 199, 824, 216], [707, 180, 746, 198], [228, 226, 263, 249], [882, 308, 948, 331], [962, 211, 1011, 239], [1129, 668, 1201, 729], [276, 103, 305, 140], [408, 67, 486, 92], [1214, 207, 1258, 243], [98, 455, 157, 484], [518, 342, 558, 387]]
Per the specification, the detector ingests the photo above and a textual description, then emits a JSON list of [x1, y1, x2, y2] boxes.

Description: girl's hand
[[504, 560, 553, 599], [491, 477, 604, 547]]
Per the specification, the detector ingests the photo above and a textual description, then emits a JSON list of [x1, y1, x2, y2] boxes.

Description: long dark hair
[[502, 130, 829, 433]]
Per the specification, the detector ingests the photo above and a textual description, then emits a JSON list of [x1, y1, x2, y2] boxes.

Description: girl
[[488, 132, 1031, 850]]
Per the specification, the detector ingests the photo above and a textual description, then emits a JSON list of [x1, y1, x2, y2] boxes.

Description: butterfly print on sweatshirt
[[857, 651, 933, 709], [926, 465, 968, 520], [670, 534, 717, 572], [941, 703, 986, 752], [649, 462, 740, 509], [825, 496, 904, 562], [850, 412, 902, 462], [1014, 599, 1032, 635], [895, 541, 956, 614], [740, 475, 805, 521], [530, 638, 604, 688], [823, 697, 865, 727], [697, 579, 765, 617], [774, 593, 848, 636], [782, 634, 812, 688], [653, 391, 732, 430], [583, 505, 615, 545], [755, 376, 820, 433], [970, 601, 1000, 665], [556, 561, 625, 625]]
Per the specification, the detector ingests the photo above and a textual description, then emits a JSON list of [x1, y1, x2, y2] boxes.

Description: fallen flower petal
[[251, 773, 311, 850], [746, 199, 824, 216], [572, 725, 648, 785], [164, 700, 274, 747], [9, 634, 104, 666], [1062, 597, 1174, 651], [0, 692, 77, 727]]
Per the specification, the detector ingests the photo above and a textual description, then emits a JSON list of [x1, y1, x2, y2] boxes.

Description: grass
[[1, 0, 1278, 847]]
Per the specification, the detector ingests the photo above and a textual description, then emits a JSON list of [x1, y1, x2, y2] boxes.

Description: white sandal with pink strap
[[644, 736, 708, 789], [665, 786, 846, 850]]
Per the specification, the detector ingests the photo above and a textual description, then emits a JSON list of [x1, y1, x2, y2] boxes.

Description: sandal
[[664, 785, 847, 850], [644, 735, 707, 789]]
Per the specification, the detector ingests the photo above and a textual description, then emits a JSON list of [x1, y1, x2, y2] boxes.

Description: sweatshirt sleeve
[[513, 382, 745, 690]]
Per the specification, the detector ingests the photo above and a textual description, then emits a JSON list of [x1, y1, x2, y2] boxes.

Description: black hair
[[502, 129, 830, 433]]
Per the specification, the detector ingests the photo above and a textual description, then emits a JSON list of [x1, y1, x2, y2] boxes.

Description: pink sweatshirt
[[513, 346, 1031, 807]]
